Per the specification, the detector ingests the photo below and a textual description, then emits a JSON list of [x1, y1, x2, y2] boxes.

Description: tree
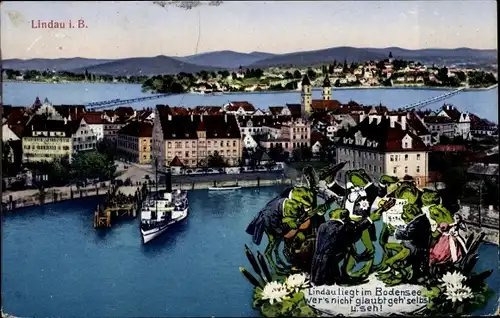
[[292, 149, 302, 162], [284, 81, 298, 90], [284, 71, 294, 79], [328, 64, 334, 74], [301, 146, 313, 162], [71, 150, 116, 181], [307, 69, 317, 80], [231, 72, 237, 80], [207, 151, 226, 167], [268, 145, 285, 162], [293, 70, 302, 79], [389, 51, 393, 59], [334, 79, 341, 87]]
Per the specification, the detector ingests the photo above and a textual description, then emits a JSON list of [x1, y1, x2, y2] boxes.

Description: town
[[2, 74, 499, 235], [3, 54, 498, 93]]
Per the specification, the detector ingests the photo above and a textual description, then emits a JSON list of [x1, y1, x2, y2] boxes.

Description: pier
[[93, 184, 148, 228], [85, 94, 172, 111]]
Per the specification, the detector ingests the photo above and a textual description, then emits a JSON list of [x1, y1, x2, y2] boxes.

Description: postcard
[[1, 1, 498, 317]]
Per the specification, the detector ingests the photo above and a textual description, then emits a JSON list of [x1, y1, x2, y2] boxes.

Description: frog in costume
[[246, 185, 334, 274], [334, 169, 388, 277], [376, 203, 455, 286], [420, 189, 442, 233], [311, 202, 395, 286], [373, 176, 423, 271], [376, 203, 431, 286]]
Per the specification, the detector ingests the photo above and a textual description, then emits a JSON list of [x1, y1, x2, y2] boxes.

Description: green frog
[[341, 170, 388, 277], [376, 203, 426, 286], [376, 203, 455, 286], [374, 177, 422, 271], [420, 189, 442, 235]]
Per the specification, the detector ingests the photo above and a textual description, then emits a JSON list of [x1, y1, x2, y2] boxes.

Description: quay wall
[[2, 178, 293, 211]]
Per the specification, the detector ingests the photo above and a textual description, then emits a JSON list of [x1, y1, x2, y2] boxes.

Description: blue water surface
[[2, 187, 499, 317], [2, 188, 285, 317]]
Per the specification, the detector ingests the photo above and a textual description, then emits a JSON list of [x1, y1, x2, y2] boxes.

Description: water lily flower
[[444, 285, 473, 303], [440, 271, 467, 290], [261, 281, 289, 305], [285, 273, 310, 292]]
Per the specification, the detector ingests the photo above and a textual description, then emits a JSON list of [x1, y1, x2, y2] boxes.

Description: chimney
[[400, 116, 407, 130], [191, 114, 194, 122], [64, 117, 68, 125], [168, 114, 172, 121], [201, 114, 203, 122], [224, 114, 227, 122]]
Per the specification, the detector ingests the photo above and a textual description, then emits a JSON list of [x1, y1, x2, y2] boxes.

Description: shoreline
[[2, 177, 293, 212], [4, 80, 497, 92]]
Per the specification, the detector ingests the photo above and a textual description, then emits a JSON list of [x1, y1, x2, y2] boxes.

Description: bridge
[[402, 87, 465, 110], [85, 94, 173, 111]]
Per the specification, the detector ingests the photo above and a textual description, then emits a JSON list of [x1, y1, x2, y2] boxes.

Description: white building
[[72, 118, 99, 154], [81, 112, 106, 141], [2, 123, 21, 142], [242, 134, 259, 150], [336, 116, 429, 186], [424, 116, 456, 139], [437, 105, 471, 140]]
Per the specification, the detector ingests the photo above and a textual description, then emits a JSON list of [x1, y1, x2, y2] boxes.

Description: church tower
[[322, 75, 331, 100], [301, 74, 312, 118]]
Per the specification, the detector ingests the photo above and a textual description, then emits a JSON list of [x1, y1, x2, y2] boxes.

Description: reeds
[[240, 245, 274, 288]]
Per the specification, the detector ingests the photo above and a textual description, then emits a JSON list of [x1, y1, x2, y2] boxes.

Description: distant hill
[[362, 47, 498, 64], [3, 47, 496, 76], [174, 50, 277, 69], [248, 46, 498, 68], [70, 55, 222, 76], [2, 58, 112, 71], [248, 46, 389, 68]]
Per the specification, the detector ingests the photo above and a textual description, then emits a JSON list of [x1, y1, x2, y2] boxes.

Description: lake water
[[2, 187, 499, 317], [2, 82, 498, 122]]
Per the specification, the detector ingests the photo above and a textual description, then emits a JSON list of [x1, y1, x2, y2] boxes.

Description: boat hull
[[141, 207, 188, 244], [208, 186, 242, 191]]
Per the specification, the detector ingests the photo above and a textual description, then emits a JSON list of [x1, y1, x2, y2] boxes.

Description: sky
[[1, 1, 497, 59]]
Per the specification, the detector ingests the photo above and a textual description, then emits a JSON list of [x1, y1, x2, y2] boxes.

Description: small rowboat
[[208, 186, 242, 191]]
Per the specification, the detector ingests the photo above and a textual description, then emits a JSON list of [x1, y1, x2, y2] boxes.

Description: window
[[417, 154, 421, 160], [233, 141, 236, 147], [405, 166, 408, 174], [390, 155, 394, 161], [404, 142, 408, 148], [185, 151, 189, 157], [404, 154, 408, 161], [416, 166, 420, 173], [393, 167, 397, 174]]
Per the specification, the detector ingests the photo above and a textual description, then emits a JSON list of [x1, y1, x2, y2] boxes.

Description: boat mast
[[155, 156, 158, 216]]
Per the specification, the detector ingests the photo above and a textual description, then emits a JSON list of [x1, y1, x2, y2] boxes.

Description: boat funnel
[[165, 171, 172, 193]]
